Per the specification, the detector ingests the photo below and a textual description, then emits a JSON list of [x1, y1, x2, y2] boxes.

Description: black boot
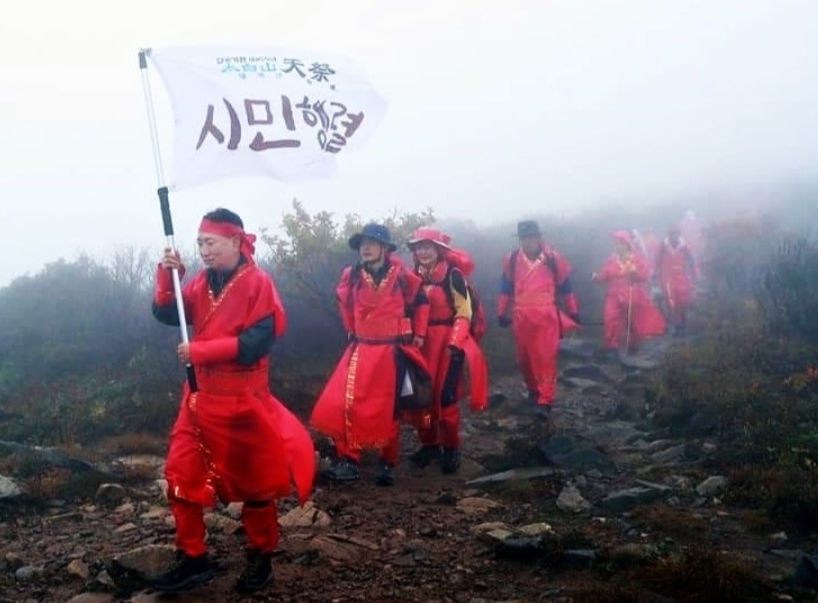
[[674, 314, 687, 338], [409, 445, 441, 468], [535, 405, 552, 421], [235, 548, 273, 594], [375, 460, 395, 486], [441, 448, 461, 474], [148, 550, 215, 593], [324, 456, 360, 481]]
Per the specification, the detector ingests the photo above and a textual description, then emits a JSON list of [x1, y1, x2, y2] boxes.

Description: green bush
[[258, 199, 436, 368]]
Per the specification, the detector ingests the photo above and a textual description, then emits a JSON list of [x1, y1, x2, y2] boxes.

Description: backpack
[[437, 266, 486, 343], [507, 248, 564, 338]]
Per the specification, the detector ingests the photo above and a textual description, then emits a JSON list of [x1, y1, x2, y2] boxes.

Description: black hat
[[349, 222, 397, 252], [516, 220, 542, 238]]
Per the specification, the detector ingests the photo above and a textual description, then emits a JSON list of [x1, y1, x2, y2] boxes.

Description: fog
[[1, 0, 817, 286]]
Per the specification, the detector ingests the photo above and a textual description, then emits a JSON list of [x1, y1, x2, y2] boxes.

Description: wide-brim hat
[[407, 227, 451, 250], [349, 222, 397, 252], [516, 220, 542, 238]]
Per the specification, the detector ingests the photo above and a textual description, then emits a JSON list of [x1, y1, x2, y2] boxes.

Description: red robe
[[594, 252, 666, 349], [655, 238, 698, 325], [409, 257, 489, 449], [497, 246, 579, 405], [158, 263, 316, 508], [310, 256, 431, 453]]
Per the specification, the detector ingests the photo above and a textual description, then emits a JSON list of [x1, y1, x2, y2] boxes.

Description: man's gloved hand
[[448, 345, 465, 359], [497, 316, 512, 328]]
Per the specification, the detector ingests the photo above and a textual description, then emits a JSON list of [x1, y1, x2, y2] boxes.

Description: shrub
[[651, 220, 818, 531]]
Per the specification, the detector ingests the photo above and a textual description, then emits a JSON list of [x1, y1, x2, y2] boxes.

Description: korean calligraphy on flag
[[144, 45, 388, 190]]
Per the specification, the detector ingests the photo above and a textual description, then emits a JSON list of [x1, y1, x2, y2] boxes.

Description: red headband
[[199, 218, 257, 259]]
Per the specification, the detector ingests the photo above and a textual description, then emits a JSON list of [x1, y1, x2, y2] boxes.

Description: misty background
[[1, 0, 817, 287], [3, 6, 818, 600]]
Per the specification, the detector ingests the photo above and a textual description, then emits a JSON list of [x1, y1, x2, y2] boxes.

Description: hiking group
[[146, 208, 700, 593]]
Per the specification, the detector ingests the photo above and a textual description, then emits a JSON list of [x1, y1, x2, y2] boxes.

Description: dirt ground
[[0, 338, 815, 603]]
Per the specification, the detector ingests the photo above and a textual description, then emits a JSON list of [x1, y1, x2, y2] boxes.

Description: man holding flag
[[149, 208, 316, 594], [137, 44, 388, 591]]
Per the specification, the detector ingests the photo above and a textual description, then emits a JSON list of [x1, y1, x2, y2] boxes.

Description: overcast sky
[[1, 0, 816, 286]]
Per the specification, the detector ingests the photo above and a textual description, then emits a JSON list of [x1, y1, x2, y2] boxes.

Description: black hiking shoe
[[535, 405, 552, 421], [375, 460, 395, 486], [324, 457, 360, 481], [409, 445, 441, 468], [441, 448, 461, 474], [148, 550, 215, 593], [235, 549, 273, 594]]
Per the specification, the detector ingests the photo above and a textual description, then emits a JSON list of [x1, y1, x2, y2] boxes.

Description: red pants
[[666, 287, 693, 329], [171, 495, 279, 557], [603, 297, 637, 350], [335, 421, 401, 465], [514, 319, 560, 405], [417, 404, 461, 449]]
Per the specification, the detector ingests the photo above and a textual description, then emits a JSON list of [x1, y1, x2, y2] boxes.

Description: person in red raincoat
[[680, 209, 704, 259], [637, 229, 662, 280], [592, 230, 666, 355], [497, 220, 580, 419], [311, 223, 431, 487], [655, 224, 699, 337], [404, 227, 489, 474], [148, 208, 316, 594]]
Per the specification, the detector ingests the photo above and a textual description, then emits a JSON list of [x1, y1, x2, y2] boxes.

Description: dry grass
[[98, 432, 168, 456], [21, 468, 74, 500], [571, 584, 643, 603], [634, 548, 771, 603], [738, 509, 775, 534], [725, 465, 818, 533], [20, 467, 106, 502], [629, 505, 710, 544]]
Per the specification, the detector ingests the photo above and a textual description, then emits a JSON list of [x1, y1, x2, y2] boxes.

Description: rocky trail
[[1, 335, 815, 603]]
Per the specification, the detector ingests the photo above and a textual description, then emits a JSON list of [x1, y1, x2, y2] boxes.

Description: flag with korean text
[[145, 45, 388, 190]]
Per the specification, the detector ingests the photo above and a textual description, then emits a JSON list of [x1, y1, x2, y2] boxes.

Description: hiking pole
[[625, 284, 633, 351]]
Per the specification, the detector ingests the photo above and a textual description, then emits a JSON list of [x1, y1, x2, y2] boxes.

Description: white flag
[[144, 45, 388, 190]]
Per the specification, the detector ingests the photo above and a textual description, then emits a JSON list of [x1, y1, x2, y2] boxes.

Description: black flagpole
[[138, 48, 198, 393]]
